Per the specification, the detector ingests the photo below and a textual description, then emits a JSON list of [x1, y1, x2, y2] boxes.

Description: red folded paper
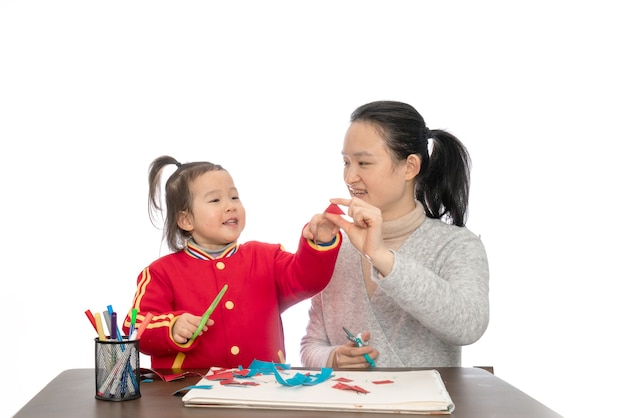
[[325, 203, 345, 215]]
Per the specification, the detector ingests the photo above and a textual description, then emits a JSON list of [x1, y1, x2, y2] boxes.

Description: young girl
[[301, 101, 489, 368], [123, 155, 341, 369]]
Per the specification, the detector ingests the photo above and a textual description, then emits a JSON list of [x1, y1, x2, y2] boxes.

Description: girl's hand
[[172, 312, 214, 344], [303, 211, 341, 244]]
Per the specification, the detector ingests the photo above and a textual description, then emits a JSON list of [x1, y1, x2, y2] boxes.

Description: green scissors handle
[[190, 284, 228, 341], [342, 326, 376, 368]]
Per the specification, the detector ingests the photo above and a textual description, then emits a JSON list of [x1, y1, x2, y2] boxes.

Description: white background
[[1, 2, 624, 417]]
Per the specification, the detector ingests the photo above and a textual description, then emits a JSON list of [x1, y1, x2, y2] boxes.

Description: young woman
[[301, 101, 489, 368]]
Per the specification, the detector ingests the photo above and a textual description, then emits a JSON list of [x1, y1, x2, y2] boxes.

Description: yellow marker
[[94, 312, 107, 341]]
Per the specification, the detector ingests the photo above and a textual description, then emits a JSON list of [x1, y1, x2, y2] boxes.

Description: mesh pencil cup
[[94, 337, 141, 401]]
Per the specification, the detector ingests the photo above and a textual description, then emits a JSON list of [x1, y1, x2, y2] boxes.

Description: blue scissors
[[342, 326, 376, 368]]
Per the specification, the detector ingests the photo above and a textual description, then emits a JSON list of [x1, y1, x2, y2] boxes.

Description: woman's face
[[342, 121, 418, 220]]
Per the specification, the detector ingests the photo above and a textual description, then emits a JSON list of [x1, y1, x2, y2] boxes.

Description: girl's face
[[342, 121, 419, 220], [178, 170, 246, 250]]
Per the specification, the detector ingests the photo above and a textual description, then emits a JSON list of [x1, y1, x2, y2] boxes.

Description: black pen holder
[[94, 337, 141, 401]]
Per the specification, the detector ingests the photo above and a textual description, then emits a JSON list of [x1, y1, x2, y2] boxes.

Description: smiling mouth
[[348, 186, 367, 197], [223, 219, 238, 225]]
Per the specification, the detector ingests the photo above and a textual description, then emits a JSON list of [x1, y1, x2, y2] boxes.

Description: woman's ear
[[405, 154, 421, 179], [177, 210, 193, 232]]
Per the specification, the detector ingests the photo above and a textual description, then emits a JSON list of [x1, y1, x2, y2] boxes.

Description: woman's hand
[[331, 331, 378, 369], [325, 198, 394, 276]]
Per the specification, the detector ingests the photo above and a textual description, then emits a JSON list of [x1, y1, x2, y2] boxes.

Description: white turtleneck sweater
[[300, 203, 489, 368]]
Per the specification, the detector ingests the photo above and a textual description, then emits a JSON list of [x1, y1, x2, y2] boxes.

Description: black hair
[[350, 101, 471, 226], [148, 155, 225, 251]]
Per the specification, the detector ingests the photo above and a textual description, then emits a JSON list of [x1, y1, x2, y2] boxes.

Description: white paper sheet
[[182, 369, 454, 414]]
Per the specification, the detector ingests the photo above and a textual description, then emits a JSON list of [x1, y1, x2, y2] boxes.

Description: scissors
[[342, 326, 376, 368], [190, 284, 229, 342]]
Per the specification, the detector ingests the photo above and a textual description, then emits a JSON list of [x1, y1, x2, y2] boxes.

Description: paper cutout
[[273, 367, 333, 387], [239, 359, 290, 376], [172, 360, 333, 400], [172, 385, 212, 396], [332, 382, 370, 394], [373, 379, 394, 384], [205, 371, 234, 381], [140, 367, 204, 382], [182, 369, 454, 414], [202, 370, 261, 386], [238, 360, 332, 387], [325, 203, 345, 215], [202, 360, 332, 389], [222, 380, 259, 386]]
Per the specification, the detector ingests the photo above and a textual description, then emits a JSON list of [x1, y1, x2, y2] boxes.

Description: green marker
[[129, 308, 137, 337], [190, 284, 228, 341]]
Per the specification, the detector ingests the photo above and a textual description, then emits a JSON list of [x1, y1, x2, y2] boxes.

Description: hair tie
[[175, 162, 182, 168], [424, 127, 434, 156]]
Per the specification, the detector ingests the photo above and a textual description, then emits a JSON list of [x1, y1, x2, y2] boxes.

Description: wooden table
[[13, 367, 563, 417]]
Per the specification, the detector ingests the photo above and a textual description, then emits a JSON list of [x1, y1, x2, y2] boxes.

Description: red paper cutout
[[221, 380, 259, 386], [140, 368, 205, 382], [325, 203, 345, 215], [208, 369, 262, 386], [372, 379, 394, 384], [163, 373, 186, 382], [206, 371, 234, 381], [333, 377, 354, 382], [233, 369, 254, 376], [332, 382, 370, 394]]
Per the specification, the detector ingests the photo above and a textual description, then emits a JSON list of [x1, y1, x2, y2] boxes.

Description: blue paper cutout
[[172, 384, 212, 396], [242, 359, 332, 387]]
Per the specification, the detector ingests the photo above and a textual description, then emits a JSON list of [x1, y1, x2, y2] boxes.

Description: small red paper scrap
[[332, 382, 370, 394], [372, 379, 394, 384], [163, 373, 186, 382], [325, 203, 345, 215], [222, 380, 259, 386], [233, 369, 250, 376], [206, 371, 234, 381], [333, 377, 354, 382], [140, 368, 192, 382]]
